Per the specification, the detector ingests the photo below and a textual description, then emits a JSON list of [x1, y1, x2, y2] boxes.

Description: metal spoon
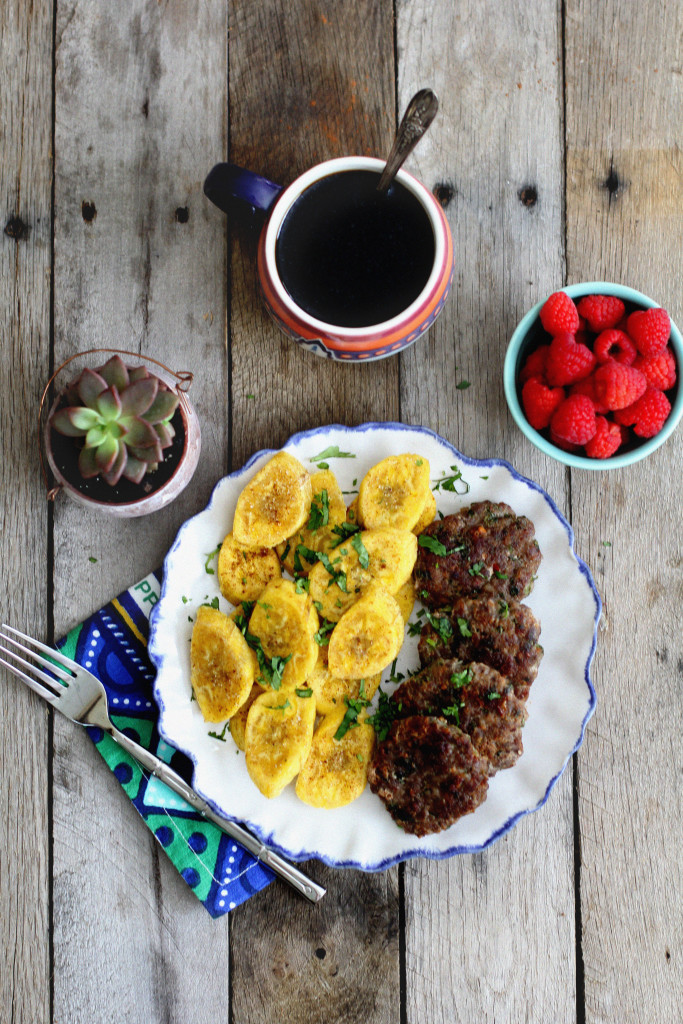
[[376, 88, 439, 193]]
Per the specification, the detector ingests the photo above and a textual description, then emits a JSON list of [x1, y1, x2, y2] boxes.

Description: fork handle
[[106, 727, 326, 903]]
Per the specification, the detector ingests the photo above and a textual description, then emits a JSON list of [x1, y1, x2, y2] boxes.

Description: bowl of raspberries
[[504, 283, 683, 467]]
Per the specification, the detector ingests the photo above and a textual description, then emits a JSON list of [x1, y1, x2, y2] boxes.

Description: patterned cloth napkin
[[56, 571, 274, 917]]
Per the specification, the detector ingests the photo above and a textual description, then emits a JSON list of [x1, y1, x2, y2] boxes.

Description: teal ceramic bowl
[[503, 282, 683, 469]]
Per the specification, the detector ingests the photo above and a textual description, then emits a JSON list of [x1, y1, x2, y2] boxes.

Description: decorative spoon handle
[[377, 88, 439, 193]]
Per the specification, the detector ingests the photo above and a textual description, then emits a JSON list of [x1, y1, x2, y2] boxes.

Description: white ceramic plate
[[149, 423, 599, 870]]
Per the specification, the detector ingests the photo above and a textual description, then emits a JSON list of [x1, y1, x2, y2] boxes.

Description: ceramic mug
[[204, 156, 454, 361]]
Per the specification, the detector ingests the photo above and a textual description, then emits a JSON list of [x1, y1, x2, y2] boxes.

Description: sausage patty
[[389, 658, 527, 774], [367, 716, 490, 836], [414, 501, 542, 606], [417, 595, 542, 701]]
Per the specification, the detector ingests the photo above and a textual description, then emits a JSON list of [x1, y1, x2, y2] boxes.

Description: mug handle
[[203, 163, 283, 215]]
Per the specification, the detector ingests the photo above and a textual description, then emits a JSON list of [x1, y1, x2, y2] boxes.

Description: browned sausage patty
[[389, 658, 527, 774], [417, 595, 542, 701], [414, 501, 542, 606], [367, 716, 489, 836]]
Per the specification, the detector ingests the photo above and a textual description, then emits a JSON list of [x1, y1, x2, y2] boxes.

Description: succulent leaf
[[129, 442, 164, 464], [95, 386, 123, 422], [98, 356, 130, 391], [128, 366, 150, 383], [119, 377, 158, 417], [78, 446, 100, 479], [145, 389, 179, 425], [51, 408, 88, 437], [94, 435, 120, 473], [122, 416, 159, 448], [68, 407, 103, 432], [154, 421, 175, 448], [102, 443, 127, 486], [122, 456, 148, 485], [85, 424, 107, 448], [77, 369, 109, 407]]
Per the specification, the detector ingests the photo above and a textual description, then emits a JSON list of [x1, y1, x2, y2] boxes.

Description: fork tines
[[0, 624, 73, 702]]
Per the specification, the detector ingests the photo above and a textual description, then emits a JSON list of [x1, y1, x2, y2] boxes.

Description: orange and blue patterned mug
[[204, 156, 453, 361]]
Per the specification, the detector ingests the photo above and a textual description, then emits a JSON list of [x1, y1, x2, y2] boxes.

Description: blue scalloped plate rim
[[149, 422, 600, 871]]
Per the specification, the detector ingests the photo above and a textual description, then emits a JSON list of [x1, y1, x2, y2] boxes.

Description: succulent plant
[[50, 355, 181, 486]]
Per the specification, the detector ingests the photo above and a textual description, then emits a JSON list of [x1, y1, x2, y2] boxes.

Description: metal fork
[[0, 624, 326, 904]]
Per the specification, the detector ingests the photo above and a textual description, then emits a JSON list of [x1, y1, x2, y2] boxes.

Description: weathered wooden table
[[2, 1, 682, 1021]]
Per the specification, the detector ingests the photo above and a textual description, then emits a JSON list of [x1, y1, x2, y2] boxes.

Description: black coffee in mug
[[275, 169, 435, 328]]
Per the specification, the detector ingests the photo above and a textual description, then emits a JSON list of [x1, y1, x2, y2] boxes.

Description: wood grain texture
[[226, 3, 401, 1022], [396, 1, 577, 1020], [0, 2, 53, 1022], [51, 1, 230, 1020], [565, 3, 683, 1021]]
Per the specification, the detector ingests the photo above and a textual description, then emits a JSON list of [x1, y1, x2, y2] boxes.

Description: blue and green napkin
[[57, 571, 274, 916]]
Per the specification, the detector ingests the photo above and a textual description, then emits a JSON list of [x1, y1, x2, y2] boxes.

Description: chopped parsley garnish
[[88, 556, 98, 563], [307, 490, 330, 531], [498, 599, 509, 619], [334, 681, 370, 740], [295, 687, 313, 698], [367, 689, 397, 741], [317, 552, 348, 592], [295, 576, 310, 594], [332, 520, 361, 545], [208, 722, 229, 741], [314, 619, 335, 647], [456, 380, 471, 390], [486, 691, 501, 700], [424, 609, 453, 642], [203, 544, 221, 574], [271, 698, 292, 712], [293, 542, 320, 574], [457, 616, 472, 637], [468, 561, 485, 577], [351, 532, 370, 569], [493, 570, 508, 579], [450, 667, 473, 688], [309, 446, 356, 470], [418, 534, 466, 558], [442, 701, 464, 724], [432, 465, 470, 495], [200, 596, 220, 610]]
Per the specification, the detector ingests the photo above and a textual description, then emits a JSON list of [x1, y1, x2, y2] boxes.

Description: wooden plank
[[0, 1, 53, 1021], [225, 2, 401, 1021], [396, 2, 577, 1020], [51, 1, 231, 1019], [565, 2, 683, 1021]]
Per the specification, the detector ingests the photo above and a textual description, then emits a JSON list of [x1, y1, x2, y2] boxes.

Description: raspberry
[[549, 429, 581, 453], [576, 294, 625, 332], [539, 292, 580, 336], [593, 363, 647, 410], [550, 394, 597, 445], [616, 388, 672, 438], [545, 332, 596, 386], [593, 329, 637, 365], [519, 345, 550, 384], [633, 347, 677, 391], [569, 374, 609, 414], [626, 308, 670, 357], [521, 377, 565, 430], [584, 416, 624, 459]]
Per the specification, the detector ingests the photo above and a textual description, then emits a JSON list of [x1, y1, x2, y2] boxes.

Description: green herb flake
[[493, 570, 508, 580], [424, 609, 454, 642], [418, 534, 448, 557], [498, 599, 509, 619], [457, 616, 472, 638], [181, 595, 189, 604], [456, 380, 471, 390], [335, 682, 371, 740], [367, 693, 396, 742], [442, 701, 464, 725], [332, 520, 361, 545], [308, 489, 330, 531], [88, 556, 98, 563], [295, 576, 310, 594], [314, 619, 335, 647], [351, 532, 370, 569], [295, 687, 313, 698], [208, 722, 230, 741], [203, 543, 221, 574], [432, 465, 470, 495], [486, 691, 501, 700], [468, 561, 485, 577], [309, 446, 357, 465], [450, 667, 473, 689], [200, 596, 220, 610]]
